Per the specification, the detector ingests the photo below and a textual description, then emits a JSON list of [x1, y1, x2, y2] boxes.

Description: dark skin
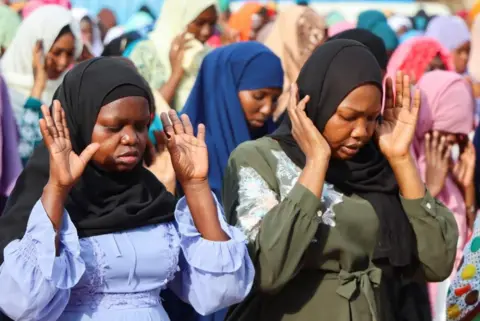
[[425, 54, 447, 74], [238, 88, 282, 128], [80, 17, 94, 46], [452, 41, 470, 74], [186, 5, 218, 44], [46, 32, 76, 80], [39, 97, 228, 253]]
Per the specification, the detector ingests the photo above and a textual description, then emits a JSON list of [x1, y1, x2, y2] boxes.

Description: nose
[[350, 119, 369, 139], [259, 103, 273, 117], [200, 24, 213, 41], [120, 126, 139, 145]]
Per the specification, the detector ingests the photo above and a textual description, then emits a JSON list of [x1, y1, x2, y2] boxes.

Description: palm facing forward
[[376, 71, 421, 161], [160, 111, 208, 184]]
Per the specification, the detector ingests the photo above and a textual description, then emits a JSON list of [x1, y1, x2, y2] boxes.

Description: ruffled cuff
[[3, 200, 85, 290], [175, 193, 248, 273]]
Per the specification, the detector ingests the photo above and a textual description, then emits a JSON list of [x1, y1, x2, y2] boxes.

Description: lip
[[251, 119, 266, 127], [340, 145, 360, 157], [117, 151, 140, 165]]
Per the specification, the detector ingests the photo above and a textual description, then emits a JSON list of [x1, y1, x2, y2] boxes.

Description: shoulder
[[229, 137, 281, 165]]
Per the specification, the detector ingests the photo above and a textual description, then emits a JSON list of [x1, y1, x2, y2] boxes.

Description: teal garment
[[17, 97, 43, 166], [326, 11, 346, 27], [357, 10, 398, 51], [218, 0, 230, 13]]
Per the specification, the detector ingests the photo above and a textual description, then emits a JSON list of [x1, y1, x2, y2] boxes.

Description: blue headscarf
[[357, 10, 399, 51], [181, 42, 283, 199]]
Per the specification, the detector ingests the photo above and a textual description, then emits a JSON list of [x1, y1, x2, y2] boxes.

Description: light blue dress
[[0, 196, 254, 321]]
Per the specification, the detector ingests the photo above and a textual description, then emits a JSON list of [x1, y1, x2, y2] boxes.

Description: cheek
[[322, 118, 351, 148], [90, 129, 120, 162]]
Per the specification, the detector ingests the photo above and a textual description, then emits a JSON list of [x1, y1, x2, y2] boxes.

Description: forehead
[[338, 84, 382, 111], [97, 96, 150, 119], [195, 5, 218, 21]]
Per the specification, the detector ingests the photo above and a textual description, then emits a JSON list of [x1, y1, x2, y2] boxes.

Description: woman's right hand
[[39, 100, 100, 191], [169, 32, 190, 79], [32, 40, 48, 98], [288, 83, 331, 162], [424, 131, 451, 197]]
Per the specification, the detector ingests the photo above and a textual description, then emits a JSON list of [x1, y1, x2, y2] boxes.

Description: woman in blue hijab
[[182, 41, 284, 201]]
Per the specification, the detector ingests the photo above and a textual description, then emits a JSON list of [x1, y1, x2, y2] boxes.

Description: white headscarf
[[0, 5, 82, 120], [387, 14, 413, 33], [72, 7, 104, 56]]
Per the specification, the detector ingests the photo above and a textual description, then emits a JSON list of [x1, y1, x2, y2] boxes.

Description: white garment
[[0, 5, 82, 121], [72, 7, 104, 56], [103, 25, 125, 46], [387, 14, 413, 33]]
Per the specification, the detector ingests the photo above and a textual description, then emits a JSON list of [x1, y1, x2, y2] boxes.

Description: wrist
[[180, 178, 210, 194], [170, 70, 183, 82], [386, 153, 413, 169], [44, 181, 70, 200], [31, 84, 45, 99]]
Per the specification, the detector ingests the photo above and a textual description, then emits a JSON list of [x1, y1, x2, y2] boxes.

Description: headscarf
[[228, 2, 262, 41], [148, 0, 217, 111], [387, 14, 413, 33], [0, 5, 83, 122], [425, 15, 470, 52], [0, 57, 177, 264], [0, 4, 21, 51], [412, 9, 431, 31], [399, 29, 424, 44], [469, 15, 480, 82], [103, 25, 125, 45], [327, 21, 354, 37], [181, 42, 283, 199], [386, 36, 454, 83], [124, 11, 155, 33], [329, 28, 388, 70], [270, 39, 415, 266], [21, 0, 71, 19], [470, 0, 480, 25], [412, 71, 473, 303], [72, 8, 104, 56], [102, 30, 143, 57], [357, 10, 398, 51], [0, 75, 22, 200]]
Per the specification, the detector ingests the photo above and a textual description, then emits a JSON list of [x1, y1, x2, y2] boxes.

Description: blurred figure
[[413, 70, 475, 321], [72, 8, 104, 56], [327, 21, 354, 37], [97, 8, 117, 41], [387, 37, 453, 84], [412, 9, 432, 31], [325, 10, 346, 27], [1, 5, 82, 164], [357, 10, 398, 56], [228, 3, 265, 41], [0, 4, 20, 57], [128, 0, 218, 113], [264, 5, 326, 121], [425, 16, 470, 74], [399, 29, 424, 44], [388, 14, 412, 37], [21, 0, 70, 19]]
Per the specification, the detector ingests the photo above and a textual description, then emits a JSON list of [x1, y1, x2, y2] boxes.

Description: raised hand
[[288, 83, 331, 162], [145, 130, 176, 194], [376, 71, 421, 162], [424, 131, 451, 197], [31, 40, 48, 99], [39, 100, 99, 190], [452, 141, 476, 190], [160, 110, 208, 185]]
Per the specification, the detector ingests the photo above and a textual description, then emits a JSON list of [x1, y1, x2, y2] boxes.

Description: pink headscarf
[[412, 70, 474, 312], [386, 36, 453, 83], [22, 0, 71, 19], [327, 21, 354, 37]]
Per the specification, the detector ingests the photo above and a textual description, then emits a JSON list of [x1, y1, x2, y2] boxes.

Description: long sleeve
[[400, 189, 459, 281], [0, 200, 85, 321], [168, 194, 254, 316], [222, 146, 322, 294]]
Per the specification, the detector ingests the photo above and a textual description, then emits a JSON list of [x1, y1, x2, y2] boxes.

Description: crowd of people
[[1, 0, 480, 320]]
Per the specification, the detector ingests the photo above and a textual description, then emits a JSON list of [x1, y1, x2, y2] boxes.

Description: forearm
[[389, 154, 425, 199], [297, 158, 329, 198], [181, 180, 229, 241], [40, 182, 68, 254], [159, 73, 183, 105], [465, 183, 476, 209], [30, 83, 45, 100]]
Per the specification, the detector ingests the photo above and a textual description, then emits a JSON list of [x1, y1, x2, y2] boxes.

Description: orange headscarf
[[228, 3, 262, 41], [470, 0, 480, 26]]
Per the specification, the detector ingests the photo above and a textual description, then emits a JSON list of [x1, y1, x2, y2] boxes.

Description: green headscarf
[[218, 0, 229, 13], [0, 4, 21, 50]]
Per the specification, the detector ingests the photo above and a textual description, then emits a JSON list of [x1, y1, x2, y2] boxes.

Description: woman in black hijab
[[223, 39, 458, 321], [329, 28, 388, 74], [0, 57, 253, 321]]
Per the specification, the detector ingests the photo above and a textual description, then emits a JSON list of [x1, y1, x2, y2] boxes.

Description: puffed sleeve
[[0, 200, 85, 320], [400, 189, 459, 281], [168, 194, 254, 316]]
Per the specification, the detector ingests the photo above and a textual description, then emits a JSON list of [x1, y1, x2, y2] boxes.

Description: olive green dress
[[222, 137, 459, 321]]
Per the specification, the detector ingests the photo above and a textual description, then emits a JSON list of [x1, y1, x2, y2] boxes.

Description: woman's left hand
[[452, 141, 476, 190], [160, 110, 208, 185], [376, 71, 421, 162]]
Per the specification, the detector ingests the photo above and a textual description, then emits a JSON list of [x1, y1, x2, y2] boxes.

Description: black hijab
[[270, 39, 415, 267], [0, 57, 176, 264], [328, 28, 388, 70]]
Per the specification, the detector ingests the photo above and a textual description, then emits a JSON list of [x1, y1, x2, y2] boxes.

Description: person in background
[[263, 5, 326, 122], [97, 8, 117, 42], [398, 29, 424, 44], [325, 10, 346, 28], [128, 0, 218, 114], [412, 70, 476, 321], [327, 21, 354, 38], [387, 14, 413, 38], [228, 3, 264, 41], [72, 8, 104, 56], [470, 0, 480, 28], [223, 39, 457, 321], [20, 0, 70, 19], [0, 75, 22, 214], [357, 9, 398, 56], [425, 16, 470, 75], [0, 5, 82, 165], [468, 15, 480, 125], [387, 36, 454, 84], [412, 9, 432, 31], [329, 28, 388, 76], [0, 57, 254, 321], [0, 4, 20, 58]]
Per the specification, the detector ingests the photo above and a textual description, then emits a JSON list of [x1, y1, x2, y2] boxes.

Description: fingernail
[[165, 131, 171, 139]]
